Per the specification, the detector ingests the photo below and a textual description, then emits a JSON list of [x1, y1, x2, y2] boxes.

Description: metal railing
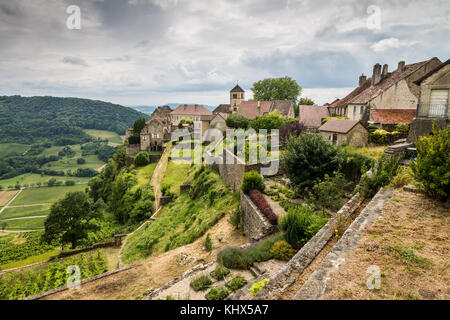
[[416, 103, 449, 118]]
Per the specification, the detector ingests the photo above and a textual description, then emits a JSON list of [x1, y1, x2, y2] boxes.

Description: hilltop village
[[125, 57, 449, 154]]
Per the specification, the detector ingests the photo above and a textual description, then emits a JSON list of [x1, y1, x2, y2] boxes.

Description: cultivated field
[[0, 190, 19, 207], [0, 174, 90, 189], [10, 184, 86, 206], [0, 204, 51, 220]]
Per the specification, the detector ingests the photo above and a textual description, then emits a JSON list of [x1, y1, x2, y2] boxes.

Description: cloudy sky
[[0, 0, 449, 106]]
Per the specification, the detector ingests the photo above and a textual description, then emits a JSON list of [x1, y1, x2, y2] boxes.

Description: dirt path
[[150, 144, 172, 210], [1, 215, 47, 221], [42, 215, 248, 300]]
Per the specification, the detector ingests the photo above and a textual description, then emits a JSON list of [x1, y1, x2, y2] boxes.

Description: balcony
[[416, 103, 449, 119]]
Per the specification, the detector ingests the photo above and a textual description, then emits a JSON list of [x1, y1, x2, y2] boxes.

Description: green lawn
[[2, 217, 47, 231], [0, 144, 30, 157], [84, 129, 124, 146], [0, 205, 51, 220], [10, 185, 87, 206], [340, 145, 386, 160], [162, 162, 191, 195]]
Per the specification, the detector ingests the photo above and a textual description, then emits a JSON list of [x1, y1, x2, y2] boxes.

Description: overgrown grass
[[162, 162, 191, 195], [339, 145, 386, 160], [122, 166, 238, 264]]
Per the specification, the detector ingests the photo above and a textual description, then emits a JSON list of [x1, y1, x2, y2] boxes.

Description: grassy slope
[[0, 144, 30, 157], [84, 129, 124, 146], [162, 162, 191, 195], [131, 163, 158, 192], [122, 166, 238, 264]]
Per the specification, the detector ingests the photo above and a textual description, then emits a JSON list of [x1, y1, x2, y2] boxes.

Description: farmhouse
[[318, 119, 369, 147], [170, 104, 212, 127], [329, 57, 442, 129]]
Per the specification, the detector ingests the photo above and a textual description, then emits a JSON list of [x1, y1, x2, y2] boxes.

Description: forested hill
[[0, 95, 147, 144]]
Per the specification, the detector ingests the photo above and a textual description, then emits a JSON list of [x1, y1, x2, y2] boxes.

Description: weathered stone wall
[[408, 117, 448, 142], [179, 184, 191, 194], [240, 190, 276, 241], [126, 143, 140, 155], [149, 154, 162, 163], [253, 192, 363, 300]]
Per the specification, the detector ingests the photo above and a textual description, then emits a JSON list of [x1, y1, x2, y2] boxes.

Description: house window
[[233, 94, 237, 99], [353, 106, 356, 114], [360, 106, 364, 114]]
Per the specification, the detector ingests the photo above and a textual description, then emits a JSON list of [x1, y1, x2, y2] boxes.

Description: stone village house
[[408, 58, 450, 142], [318, 118, 369, 148], [328, 57, 442, 130]]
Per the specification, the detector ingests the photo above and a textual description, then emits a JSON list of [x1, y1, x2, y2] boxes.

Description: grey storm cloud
[[0, 0, 448, 106], [62, 56, 89, 67]]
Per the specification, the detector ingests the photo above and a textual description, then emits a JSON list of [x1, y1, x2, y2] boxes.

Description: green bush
[[241, 170, 265, 194], [249, 279, 269, 297], [217, 247, 252, 270], [225, 275, 248, 292], [336, 148, 374, 182], [210, 264, 230, 281], [279, 204, 327, 248], [395, 123, 410, 134], [77, 158, 86, 164], [190, 275, 213, 291], [370, 129, 390, 145], [204, 233, 213, 252], [358, 154, 403, 199], [134, 152, 149, 167], [390, 167, 413, 188], [269, 240, 296, 261], [249, 112, 286, 131], [308, 172, 350, 212], [205, 286, 230, 300], [226, 114, 250, 129], [280, 133, 339, 190], [229, 207, 242, 230], [411, 123, 449, 200]]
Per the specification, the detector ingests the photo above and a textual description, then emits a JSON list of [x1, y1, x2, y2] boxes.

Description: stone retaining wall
[[240, 190, 277, 241], [149, 154, 162, 163], [160, 196, 173, 205], [294, 188, 393, 300], [179, 184, 191, 194], [253, 192, 363, 300]]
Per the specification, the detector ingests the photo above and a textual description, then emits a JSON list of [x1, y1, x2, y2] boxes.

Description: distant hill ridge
[[129, 103, 216, 115], [0, 95, 147, 144]]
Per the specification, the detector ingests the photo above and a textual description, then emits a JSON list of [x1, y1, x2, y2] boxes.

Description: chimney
[[359, 73, 367, 87], [257, 101, 261, 110], [371, 63, 381, 86], [397, 61, 405, 71], [382, 64, 388, 78]]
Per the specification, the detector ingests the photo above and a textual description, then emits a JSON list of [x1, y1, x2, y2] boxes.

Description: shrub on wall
[[225, 275, 248, 292], [205, 286, 230, 300], [248, 189, 278, 225], [210, 264, 230, 280], [241, 170, 265, 194], [250, 279, 269, 297], [217, 247, 252, 270], [190, 275, 213, 291], [269, 240, 296, 261], [411, 123, 449, 201], [279, 204, 327, 249]]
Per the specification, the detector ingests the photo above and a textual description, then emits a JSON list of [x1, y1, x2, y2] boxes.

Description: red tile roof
[[319, 119, 363, 134], [349, 60, 429, 104], [371, 109, 416, 124], [329, 78, 372, 108], [298, 105, 330, 128], [272, 100, 294, 117], [171, 105, 212, 116], [237, 101, 272, 119]]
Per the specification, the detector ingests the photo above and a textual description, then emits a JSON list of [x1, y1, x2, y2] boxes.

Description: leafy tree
[[308, 172, 350, 213], [280, 133, 339, 190], [249, 111, 286, 131], [410, 123, 449, 200], [251, 77, 301, 104], [226, 114, 249, 129], [133, 118, 146, 136], [279, 121, 306, 145], [42, 191, 102, 249], [298, 97, 315, 105], [77, 158, 86, 164]]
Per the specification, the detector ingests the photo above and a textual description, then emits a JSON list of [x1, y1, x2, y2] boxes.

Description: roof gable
[[318, 119, 363, 134], [237, 101, 272, 119], [170, 105, 212, 116], [299, 105, 330, 128], [230, 84, 244, 93]]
